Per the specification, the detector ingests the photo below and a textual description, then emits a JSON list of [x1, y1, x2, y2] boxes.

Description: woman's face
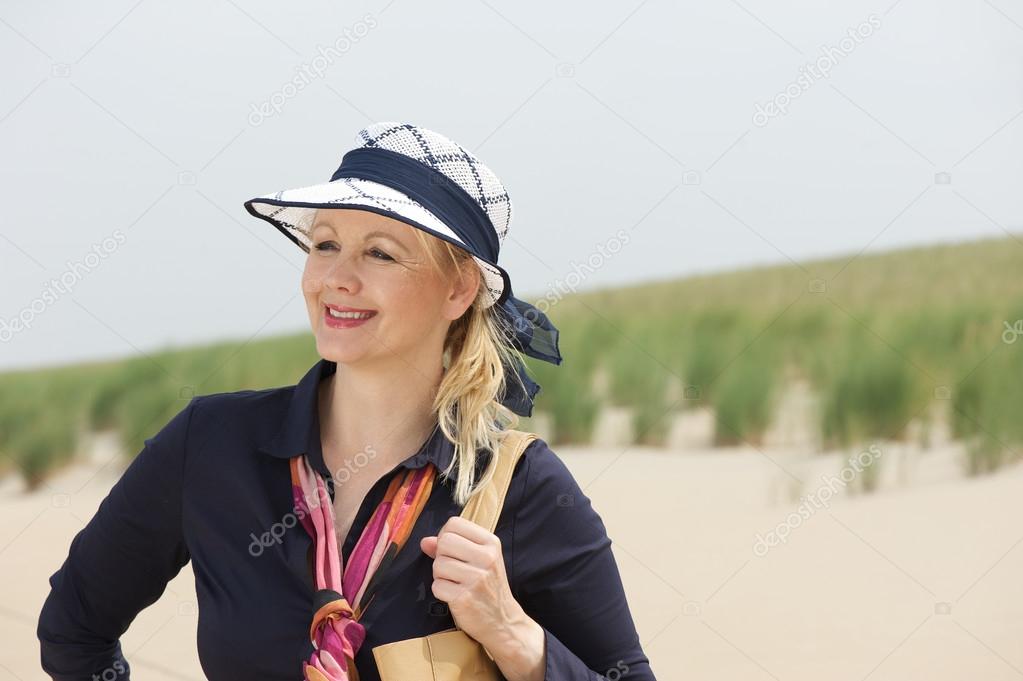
[[302, 208, 479, 371]]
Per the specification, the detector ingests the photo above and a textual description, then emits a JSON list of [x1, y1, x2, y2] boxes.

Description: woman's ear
[[443, 263, 481, 320]]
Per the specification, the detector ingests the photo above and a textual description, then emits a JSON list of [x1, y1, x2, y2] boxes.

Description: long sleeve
[[510, 439, 657, 681], [36, 397, 199, 680]]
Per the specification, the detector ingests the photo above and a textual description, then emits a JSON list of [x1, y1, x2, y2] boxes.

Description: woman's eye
[[312, 242, 392, 261]]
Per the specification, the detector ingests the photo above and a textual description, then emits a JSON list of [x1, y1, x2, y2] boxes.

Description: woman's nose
[[321, 250, 362, 292]]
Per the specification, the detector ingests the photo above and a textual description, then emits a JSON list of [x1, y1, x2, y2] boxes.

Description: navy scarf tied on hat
[[331, 146, 562, 418]]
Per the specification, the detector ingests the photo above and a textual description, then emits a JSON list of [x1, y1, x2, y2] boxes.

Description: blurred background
[[2, 0, 1022, 678]]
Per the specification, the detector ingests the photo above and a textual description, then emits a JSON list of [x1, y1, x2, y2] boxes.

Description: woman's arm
[[508, 439, 658, 681], [36, 396, 199, 680]]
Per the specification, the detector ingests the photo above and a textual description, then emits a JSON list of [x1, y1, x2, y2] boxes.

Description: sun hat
[[243, 121, 562, 417]]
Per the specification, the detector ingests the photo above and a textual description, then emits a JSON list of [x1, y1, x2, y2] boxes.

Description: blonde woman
[[37, 122, 657, 681]]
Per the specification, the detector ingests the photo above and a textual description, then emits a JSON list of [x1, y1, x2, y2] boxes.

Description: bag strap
[[458, 429, 538, 533]]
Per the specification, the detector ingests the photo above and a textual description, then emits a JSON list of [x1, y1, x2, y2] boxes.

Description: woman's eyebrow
[[362, 230, 408, 250], [308, 224, 408, 250]]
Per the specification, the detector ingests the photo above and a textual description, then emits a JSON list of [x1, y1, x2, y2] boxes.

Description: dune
[[2, 437, 1021, 680]]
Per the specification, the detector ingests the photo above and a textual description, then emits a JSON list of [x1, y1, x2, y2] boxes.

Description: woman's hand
[[420, 516, 546, 681]]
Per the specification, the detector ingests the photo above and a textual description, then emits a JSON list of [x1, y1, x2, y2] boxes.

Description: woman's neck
[[318, 359, 444, 480]]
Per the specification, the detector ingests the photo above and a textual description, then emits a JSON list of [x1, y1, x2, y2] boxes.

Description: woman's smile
[[323, 303, 378, 329]]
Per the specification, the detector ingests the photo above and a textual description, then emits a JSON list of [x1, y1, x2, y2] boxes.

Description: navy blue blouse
[[37, 358, 657, 680]]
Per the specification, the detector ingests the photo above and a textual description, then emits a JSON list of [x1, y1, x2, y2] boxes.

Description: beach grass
[[3, 235, 1021, 489]]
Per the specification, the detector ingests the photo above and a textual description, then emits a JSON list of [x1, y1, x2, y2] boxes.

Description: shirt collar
[[257, 357, 455, 479]]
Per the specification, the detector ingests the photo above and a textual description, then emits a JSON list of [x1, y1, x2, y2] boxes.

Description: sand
[[2, 436, 1021, 680]]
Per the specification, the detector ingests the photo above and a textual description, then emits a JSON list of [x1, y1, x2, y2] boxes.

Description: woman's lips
[[323, 305, 377, 329], [324, 303, 376, 314]]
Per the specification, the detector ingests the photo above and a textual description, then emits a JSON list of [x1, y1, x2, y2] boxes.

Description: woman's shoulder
[[189, 382, 296, 419], [159, 384, 297, 454], [508, 431, 580, 492], [502, 431, 603, 529]]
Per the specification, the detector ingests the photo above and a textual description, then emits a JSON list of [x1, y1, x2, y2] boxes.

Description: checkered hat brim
[[244, 122, 514, 308]]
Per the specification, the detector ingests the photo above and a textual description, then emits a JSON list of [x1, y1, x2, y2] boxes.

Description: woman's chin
[[314, 337, 371, 365]]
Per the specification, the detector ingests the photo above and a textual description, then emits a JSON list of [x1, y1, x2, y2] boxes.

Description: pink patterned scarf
[[290, 455, 437, 681]]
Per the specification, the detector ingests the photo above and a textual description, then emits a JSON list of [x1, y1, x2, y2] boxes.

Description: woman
[[37, 122, 657, 681]]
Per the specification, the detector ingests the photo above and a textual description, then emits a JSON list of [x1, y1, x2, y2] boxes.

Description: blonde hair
[[408, 228, 529, 506]]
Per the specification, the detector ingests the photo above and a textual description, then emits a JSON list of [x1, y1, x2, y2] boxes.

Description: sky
[[1, 0, 1021, 371]]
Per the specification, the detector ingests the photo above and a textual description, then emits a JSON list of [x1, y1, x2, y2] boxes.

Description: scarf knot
[[309, 589, 366, 651], [290, 454, 438, 681]]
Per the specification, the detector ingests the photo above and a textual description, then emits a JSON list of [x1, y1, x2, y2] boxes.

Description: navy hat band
[[330, 146, 500, 263]]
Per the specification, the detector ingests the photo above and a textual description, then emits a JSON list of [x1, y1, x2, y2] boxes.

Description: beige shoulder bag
[[371, 429, 538, 681]]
